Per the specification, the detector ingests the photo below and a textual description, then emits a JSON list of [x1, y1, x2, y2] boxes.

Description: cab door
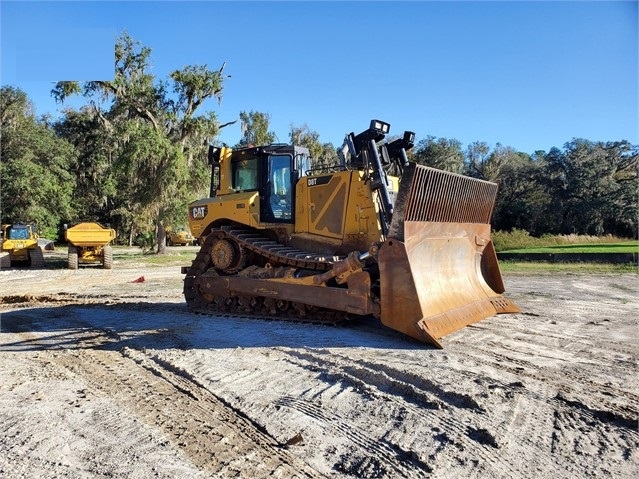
[[261, 154, 294, 223]]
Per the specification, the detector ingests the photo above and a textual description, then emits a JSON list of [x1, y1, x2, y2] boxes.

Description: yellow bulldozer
[[64, 222, 116, 269], [0, 223, 44, 268], [183, 120, 519, 347]]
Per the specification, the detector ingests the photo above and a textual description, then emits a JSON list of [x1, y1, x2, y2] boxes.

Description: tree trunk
[[156, 221, 167, 254]]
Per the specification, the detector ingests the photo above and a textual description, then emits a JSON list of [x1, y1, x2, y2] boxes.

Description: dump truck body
[[183, 120, 519, 347], [0, 223, 44, 268], [65, 222, 116, 269]]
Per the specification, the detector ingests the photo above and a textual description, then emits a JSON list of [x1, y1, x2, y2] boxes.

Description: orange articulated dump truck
[[182, 120, 519, 347]]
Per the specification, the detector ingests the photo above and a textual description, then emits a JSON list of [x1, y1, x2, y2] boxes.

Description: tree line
[[1, 33, 637, 252], [411, 137, 637, 238]]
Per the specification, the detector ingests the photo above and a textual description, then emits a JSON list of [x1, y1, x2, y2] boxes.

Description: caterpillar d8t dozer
[[183, 120, 519, 347]]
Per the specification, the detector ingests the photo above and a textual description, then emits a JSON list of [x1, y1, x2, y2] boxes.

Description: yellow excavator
[[183, 120, 519, 347]]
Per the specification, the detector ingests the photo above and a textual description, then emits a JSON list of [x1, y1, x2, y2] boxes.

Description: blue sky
[[1, 1, 637, 154]]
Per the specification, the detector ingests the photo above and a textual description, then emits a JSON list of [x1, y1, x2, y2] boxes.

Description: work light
[[370, 120, 390, 134]]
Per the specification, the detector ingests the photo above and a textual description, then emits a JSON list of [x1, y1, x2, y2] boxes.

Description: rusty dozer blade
[[378, 163, 520, 348]]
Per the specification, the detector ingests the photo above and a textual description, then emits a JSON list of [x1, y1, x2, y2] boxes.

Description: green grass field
[[500, 242, 639, 254], [493, 233, 638, 273], [498, 261, 637, 274]]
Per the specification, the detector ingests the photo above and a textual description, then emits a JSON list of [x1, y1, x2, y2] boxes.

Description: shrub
[[134, 231, 156, 253], [492, 229, 534, 251], [492, 229, 632, 252]]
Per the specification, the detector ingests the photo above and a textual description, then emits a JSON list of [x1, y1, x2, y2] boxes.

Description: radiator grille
[[388, 163, 498, 240], [403, 165, 497, 224]]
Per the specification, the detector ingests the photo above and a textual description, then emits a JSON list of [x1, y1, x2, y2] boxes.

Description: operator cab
[[209, 144, 311, 224]]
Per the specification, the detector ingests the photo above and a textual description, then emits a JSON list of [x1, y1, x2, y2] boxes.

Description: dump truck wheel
[[0, 252, 11, 269], [29, 247, 45, 268], [102, 245, 113, 269], [68, 246, 78, 270]]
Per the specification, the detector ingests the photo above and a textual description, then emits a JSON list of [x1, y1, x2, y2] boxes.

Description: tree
[[1, 86, 76, 239], [465, 141, 500, 181], [602, 141, 639, 237], [237, 110, 276, 147], [52, 32, 229, 253], [53, 107, 118, 228], [1, 86, 35, 129], [412, 136, 465, 173], [289, 124, 338, 171], [540, 139, 638, 236], [487, 146, 550, 234]]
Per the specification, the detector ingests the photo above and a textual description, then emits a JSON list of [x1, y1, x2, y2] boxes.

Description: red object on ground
[[131, 276, 145, 283]]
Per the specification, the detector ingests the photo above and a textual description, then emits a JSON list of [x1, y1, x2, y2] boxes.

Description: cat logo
[[190, 206, 208, 219]]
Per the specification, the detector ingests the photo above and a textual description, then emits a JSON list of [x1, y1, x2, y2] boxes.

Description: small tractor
[[0, 223, 44, 268], [64, 222, 116, 269]]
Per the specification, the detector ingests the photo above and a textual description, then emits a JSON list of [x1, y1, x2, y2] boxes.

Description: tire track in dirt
[[278, 345, 638, 479], [53, 347, 326, 479], [0, 443, 96, 479], [453, 343, 639, 425], [1, 344, 204, 478], [441, 343, 639, 477], [11, 326, 326, 479], [274, 395, 432, 478], [160, 347, 436, 478], [282, 348, 484, 411], [468, 319, 637, 358], [275, 347, 530, 479], [550, 401, 639, 474], [324, 348, 616, 477]]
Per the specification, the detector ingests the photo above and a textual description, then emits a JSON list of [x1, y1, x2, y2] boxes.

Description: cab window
[[269, 154, 293, 221], [9, 227, 29, 240], [231, 158, 259, 191], [296, 153, 311, 179]]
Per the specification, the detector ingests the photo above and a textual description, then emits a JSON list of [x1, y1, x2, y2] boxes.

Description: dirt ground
[[1, 249, 637, 478]]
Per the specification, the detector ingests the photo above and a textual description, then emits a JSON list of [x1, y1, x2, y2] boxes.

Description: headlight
[[370, 120, 390, 134], [404, 131, 415, 144]]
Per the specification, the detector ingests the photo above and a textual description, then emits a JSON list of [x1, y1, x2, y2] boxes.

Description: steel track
[[217, 224, 342, 271], [184, 226, 351, 325]]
